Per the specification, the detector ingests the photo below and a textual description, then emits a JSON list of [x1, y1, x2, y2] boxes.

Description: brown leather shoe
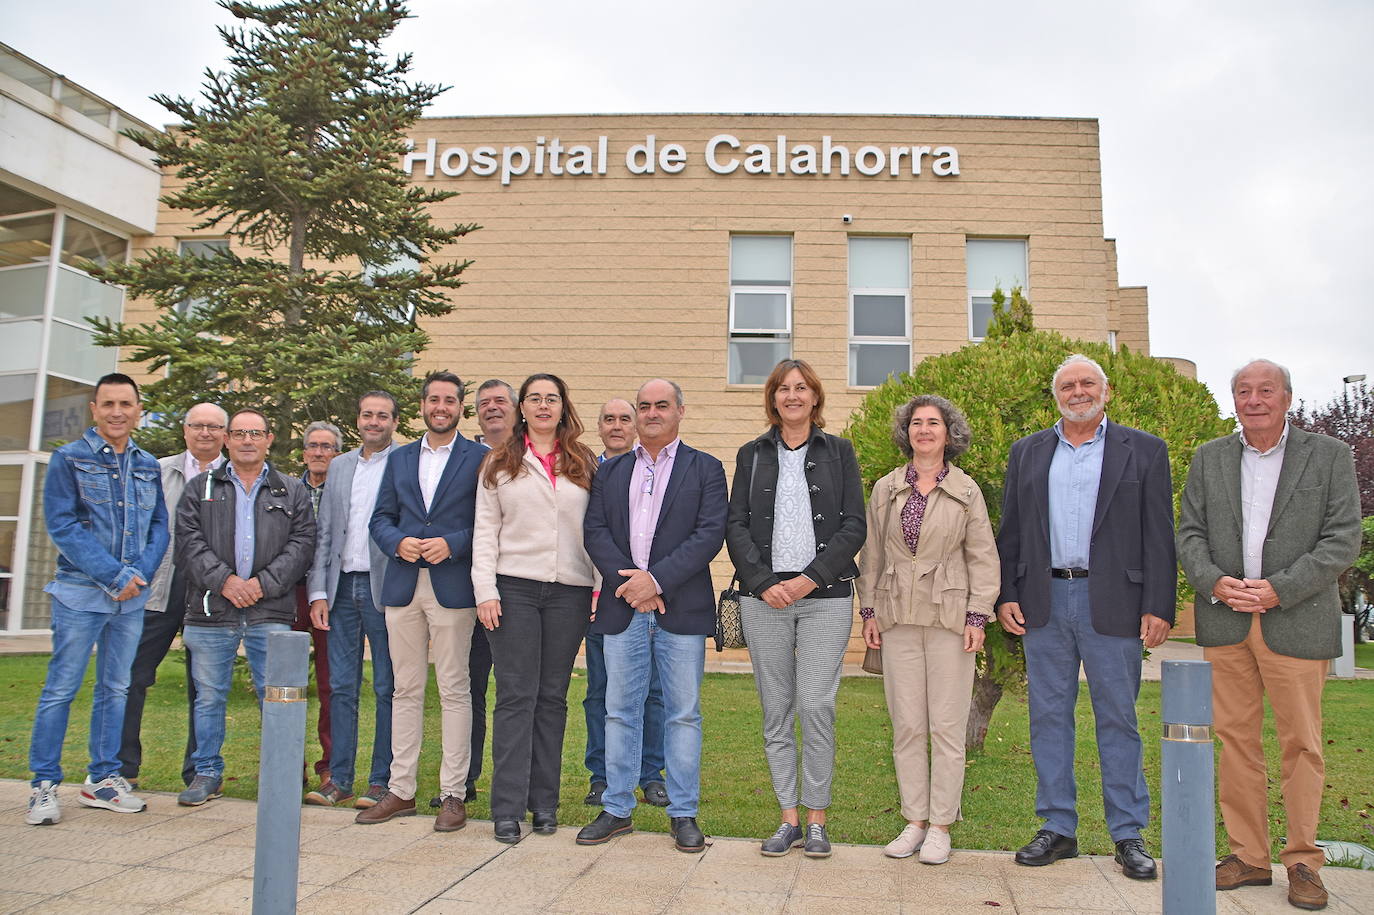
[[1286, 863, 1328, 910], [304, 781, 353, 807], [354, 790, 416, 824], [1216, 854, 1273, 890], [434, 795, 467, 832]]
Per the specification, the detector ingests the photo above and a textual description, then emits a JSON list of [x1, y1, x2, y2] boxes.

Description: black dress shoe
[[576, 810, 633, 845], [429, 794, 442, 808], [641, 781, 669, 807], [532, 810, 558, 835], [1014, 829, 1078, 866], [670, 816, 705, 853], [494, 818, 523, 844], [584, 781, 607, 806], [1114, 838, 1157, 880]]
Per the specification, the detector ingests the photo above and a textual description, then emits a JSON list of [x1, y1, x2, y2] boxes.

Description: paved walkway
[[4, 780, 1372, 913]]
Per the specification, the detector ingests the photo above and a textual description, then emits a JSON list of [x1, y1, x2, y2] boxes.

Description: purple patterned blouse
[[860, 462, 988, 629]]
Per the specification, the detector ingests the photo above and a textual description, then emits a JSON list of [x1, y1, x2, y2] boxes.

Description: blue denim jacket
[[43, 427, 170, 613]]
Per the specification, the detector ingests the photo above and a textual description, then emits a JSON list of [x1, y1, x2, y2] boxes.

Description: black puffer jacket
[[175, 462, 316, 626], [725, 425, 866, 599]]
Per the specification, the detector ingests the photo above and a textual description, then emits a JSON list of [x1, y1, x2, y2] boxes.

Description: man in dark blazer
[[1178, 359, 1361, 911], [354, 371, 485, 834], [996, 354, 1175, 881], [576, 379, 727, 854]]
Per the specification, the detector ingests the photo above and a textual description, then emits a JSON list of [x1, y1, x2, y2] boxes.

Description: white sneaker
[[26, 781, 61, 825], [918, 826, 952, 864], [78, 775, 146, 813], [884, 822, 927, 858]]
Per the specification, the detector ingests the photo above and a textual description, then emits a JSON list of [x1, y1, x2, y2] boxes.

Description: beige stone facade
[[126, 113, 1151, 661]]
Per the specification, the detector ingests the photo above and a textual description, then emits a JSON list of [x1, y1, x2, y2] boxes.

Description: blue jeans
[[29, 597, 144, 785], [583, 631, 666, 787], [183, 620, 290, 778], [326, 571, 393, 794], [601, 612, 705, 818], [1023, 577, 1148, 841]]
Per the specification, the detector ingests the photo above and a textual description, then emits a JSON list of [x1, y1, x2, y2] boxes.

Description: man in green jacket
[[1178, 358, 1361, 911]]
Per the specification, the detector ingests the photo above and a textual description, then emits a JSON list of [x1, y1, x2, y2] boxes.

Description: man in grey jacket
[[306, 392, 399, 809], [174, 408, 316, 807], [119, 402, 226, 789], [1178, 359, 1361, 911]]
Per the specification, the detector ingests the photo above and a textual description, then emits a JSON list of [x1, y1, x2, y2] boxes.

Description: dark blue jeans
[[1023, 577, 1149, 842], [326, 571, 393, 794], [583, 631, 665, 788]]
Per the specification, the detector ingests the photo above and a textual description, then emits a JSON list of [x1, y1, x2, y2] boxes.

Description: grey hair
[[893, 394, 972, 461], [1230, 359, 1293, 394], [638, 378, 685, 407], [303, 420, 343, 451], [1051, 353, 1109, 391], [477, 378, 517, 402], [184, 402, 229, 426]]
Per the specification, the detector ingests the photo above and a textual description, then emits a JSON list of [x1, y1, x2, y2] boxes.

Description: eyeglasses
[[523, 393, 562, 407], [304, 442, 338, 452], [641, 464, 655, 495], [185, 423, 225, 433], [228, 429, 268, 441]]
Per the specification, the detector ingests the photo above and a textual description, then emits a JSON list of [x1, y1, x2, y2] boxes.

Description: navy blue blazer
[[369, 432, 486, 609], [995, 419, 1176, 638], [584, 442, 728, 636]]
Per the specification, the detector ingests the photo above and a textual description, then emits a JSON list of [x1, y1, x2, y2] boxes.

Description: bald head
[[597, 398, 635, 457], [636, 379, 686, 453], [183, 402, 228, 463]]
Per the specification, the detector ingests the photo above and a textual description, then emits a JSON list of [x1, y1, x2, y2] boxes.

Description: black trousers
[[119, 567, 196, 785], [485, 575, 591, 819], [467, 622, 492, 791]]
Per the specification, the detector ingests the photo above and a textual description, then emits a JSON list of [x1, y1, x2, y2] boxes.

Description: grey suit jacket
[[307, 445, 393, 612], [1177, 425, 1361, 659]]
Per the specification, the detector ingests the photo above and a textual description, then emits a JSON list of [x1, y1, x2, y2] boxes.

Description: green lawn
[[2, 651, 1371, 858], [1355, 641, 1374, 670]]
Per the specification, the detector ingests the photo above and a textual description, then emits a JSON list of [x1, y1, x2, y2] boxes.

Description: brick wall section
[[124, 113, 1143, 670], [1118, 285, 1151, 356]]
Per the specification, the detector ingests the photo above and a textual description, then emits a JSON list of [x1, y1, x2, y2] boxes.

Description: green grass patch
[[1355, 641, 1373, 670], [2, 651, 1371, 858]]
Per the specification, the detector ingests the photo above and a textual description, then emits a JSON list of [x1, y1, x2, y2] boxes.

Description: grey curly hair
[[892, 394, 972, 461]]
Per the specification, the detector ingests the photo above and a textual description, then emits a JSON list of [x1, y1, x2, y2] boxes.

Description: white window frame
[[966, 238, 1028, 342], [175, 238, 230, 317], [847, 236, 911, 388], [727, 235, 792, 385]]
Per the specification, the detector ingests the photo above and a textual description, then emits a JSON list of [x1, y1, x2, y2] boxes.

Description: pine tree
[[88, 0, 475, 462]]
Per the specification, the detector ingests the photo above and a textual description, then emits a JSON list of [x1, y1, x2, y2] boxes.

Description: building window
[[848, 236, 911, 387], [176, 239, 230, 317], [966, 238, 1027, 340], [728, 235, 791, 385]]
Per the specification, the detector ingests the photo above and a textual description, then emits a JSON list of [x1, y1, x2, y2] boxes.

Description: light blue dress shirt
[[1048, 415, 1107, 569], [230, 465, 268, 579]]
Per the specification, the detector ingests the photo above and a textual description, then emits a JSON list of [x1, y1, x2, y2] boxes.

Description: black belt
[[1051, 567, 1090, 579]]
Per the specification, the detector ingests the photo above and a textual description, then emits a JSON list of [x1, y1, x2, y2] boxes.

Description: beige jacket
[[470, 450, 596, 605], [858, 462, 1000, 634]]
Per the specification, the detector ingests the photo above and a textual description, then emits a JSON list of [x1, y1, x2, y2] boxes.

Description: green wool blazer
[[1176, 425, 1361, 660]]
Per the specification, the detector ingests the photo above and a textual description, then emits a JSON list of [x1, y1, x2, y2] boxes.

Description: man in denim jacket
[[26, 373, 170, 826]]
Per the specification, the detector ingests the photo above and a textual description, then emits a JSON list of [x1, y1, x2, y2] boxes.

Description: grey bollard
[[1161, 659, 1216, 915], [252, 630, 310, 915]]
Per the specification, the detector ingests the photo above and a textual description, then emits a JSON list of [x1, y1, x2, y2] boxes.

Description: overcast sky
[[9, 0, 1371, 411]]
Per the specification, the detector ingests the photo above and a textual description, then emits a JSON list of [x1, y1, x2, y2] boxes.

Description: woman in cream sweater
[[858, 394, 999, 865], [472, 373, 597, 845]]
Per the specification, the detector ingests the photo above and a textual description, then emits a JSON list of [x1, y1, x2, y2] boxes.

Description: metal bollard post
[[252, 630, 310, 915], [1161, 659, 1216, 915]]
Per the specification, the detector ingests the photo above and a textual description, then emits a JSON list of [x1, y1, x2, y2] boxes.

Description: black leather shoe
[[532, 810, 558, 835], [1015, 829, 1078, 866], [641, 781, 670, 807], [671, 816, 705, 853], [584, 781, 607, 806], [1114, 838, 1157, 880], [493, 818, 523, 844], [576, 810, 633, 845]]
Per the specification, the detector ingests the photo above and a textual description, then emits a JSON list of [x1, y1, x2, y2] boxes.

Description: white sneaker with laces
[[884, 822, 927, 858], [78, 775, 146, 813], [918, 826, 952, 864], [26, 781, 61, 825]]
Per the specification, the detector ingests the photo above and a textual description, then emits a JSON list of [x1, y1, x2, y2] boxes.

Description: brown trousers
[[1205, 614, 1328, 870]]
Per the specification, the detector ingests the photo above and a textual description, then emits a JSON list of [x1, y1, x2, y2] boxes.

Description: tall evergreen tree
[[88, 0, 475, 462]]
